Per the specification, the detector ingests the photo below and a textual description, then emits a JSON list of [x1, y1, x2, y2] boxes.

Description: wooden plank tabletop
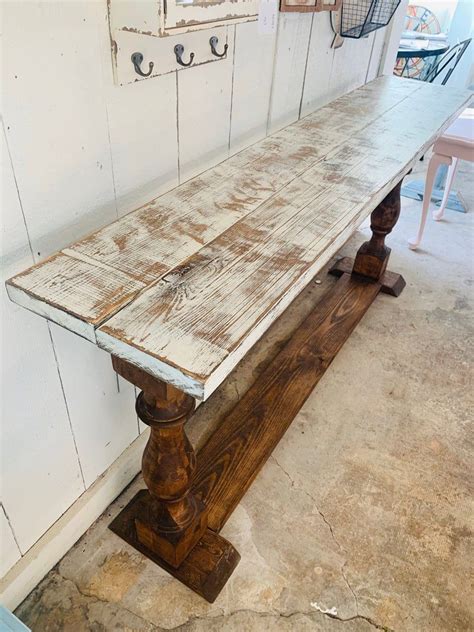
[[7, 76, 471, 399]]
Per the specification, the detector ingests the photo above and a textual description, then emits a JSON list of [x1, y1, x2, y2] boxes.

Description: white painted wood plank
[[105, 68, 179, 218], [6, 252, 145, 339], [328, 32, 375, 102], [112, 27, 230, 86], [0, 507, 21, 578], [230, 21, 277, 154], [1, 124, 85, 554], [4, 283, 96, 343], [109, 0, 160, 35], [177, 28, 235, 182], [49, 325, 138, 488], [1, 267, 85, 554], [300, 11, 335, 117], [96, 79, 471, 400], [0, 128, 30, 264], [268, 13, 313, 134], [7, 76, 420, 278], [1, 1, 117, 259], [366, 28, 386, 82]]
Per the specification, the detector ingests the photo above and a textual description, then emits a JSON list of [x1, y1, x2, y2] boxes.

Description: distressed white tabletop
[[7, 76, 471, 399]]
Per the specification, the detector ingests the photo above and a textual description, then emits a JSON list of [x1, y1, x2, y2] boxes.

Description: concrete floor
[[16, 158, 473, 631]]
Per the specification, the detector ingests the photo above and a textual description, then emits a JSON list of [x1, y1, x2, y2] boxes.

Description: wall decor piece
[[108, 0, 243, 84], [340, 0, 400, 38], [110, 24, 231, 85], [329, 7, 344, 48], [280, 0, 341, 13], [109, 0, 257, 38]]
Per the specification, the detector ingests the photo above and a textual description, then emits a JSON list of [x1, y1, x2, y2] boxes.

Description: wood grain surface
[[6, 77, 471, 397], [192, 272, 382, 530]]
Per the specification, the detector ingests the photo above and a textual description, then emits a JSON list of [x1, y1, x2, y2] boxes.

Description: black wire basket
[[340, 0, 400, 39]]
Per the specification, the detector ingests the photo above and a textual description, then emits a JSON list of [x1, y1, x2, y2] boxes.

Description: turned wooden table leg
[[109, 356, 240, 602], [352, 181, 402, 281], [330, 181, 406, 296], [135, 384, 208, 568]]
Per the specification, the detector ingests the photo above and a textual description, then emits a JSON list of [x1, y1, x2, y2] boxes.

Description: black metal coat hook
[[174, 44, 194, 67], [209, 36, 228, 58], [131, 52, 154, 77]]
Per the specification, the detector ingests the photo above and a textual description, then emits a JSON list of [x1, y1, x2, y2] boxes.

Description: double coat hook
[[174, 44, 195, 67], [131, 52, 154, 77], [209, 36, 228, 58]]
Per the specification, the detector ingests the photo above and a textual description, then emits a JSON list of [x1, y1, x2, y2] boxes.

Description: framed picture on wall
[[280, 0, 341, 13]]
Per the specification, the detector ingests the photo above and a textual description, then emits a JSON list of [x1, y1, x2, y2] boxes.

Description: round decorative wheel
[[394, 5, 442, 79], [394, 54, 427, 79], [405, 4, 441, 34]]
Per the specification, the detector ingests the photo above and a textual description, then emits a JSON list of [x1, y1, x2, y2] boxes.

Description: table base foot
[[110, 490, 240, 603], [329, 257, 406, 297]]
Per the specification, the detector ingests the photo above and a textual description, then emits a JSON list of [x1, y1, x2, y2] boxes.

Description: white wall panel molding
[[230, 21, 277, 154], [300, 12, 335, 117], [1, 126, 85, 554], [177, 27, 235, 182], [49, 325, 138, 489], [1, 2, 117, 261], [105, 71, 180, 218], [268, 13, 314, 134]]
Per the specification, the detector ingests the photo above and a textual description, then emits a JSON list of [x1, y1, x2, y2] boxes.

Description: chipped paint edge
[[5, 283, 97, 344], [95, 329, 205, 399]]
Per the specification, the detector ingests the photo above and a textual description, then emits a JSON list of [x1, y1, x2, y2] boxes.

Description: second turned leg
[[352, 181, 402, 281], [330, 180, 406, 297]]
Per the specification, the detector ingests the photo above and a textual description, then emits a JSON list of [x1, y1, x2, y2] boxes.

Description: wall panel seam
[[365, 31, 378, 83], [1, 503, 22, 557], [298, 13, 315, 119], [175, 71, 181, 184], [227, 24, 238, 152], [1, 118, 35, 263], [47, 324, 87, 491], [104, 102, 119, 220], [265, 13, 282, 135]]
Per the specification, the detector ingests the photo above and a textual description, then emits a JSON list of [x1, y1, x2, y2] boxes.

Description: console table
[[6, 76, 470, 602]]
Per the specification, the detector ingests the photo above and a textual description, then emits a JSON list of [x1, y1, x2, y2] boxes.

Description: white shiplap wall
[[0, 0, 398, 605]]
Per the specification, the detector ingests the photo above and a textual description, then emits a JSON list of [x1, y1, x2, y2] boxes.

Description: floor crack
[[271, 456, 392, 631], [168, 607, 395, 631], [55, 569, 168, 631]]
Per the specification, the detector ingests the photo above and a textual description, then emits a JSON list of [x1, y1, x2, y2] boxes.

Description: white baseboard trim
[[0, 431, 148, 611]]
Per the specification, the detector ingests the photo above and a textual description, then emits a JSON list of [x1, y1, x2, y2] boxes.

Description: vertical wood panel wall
[[1, 0, 392, 586]]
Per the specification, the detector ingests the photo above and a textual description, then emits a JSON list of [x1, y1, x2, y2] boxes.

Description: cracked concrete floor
[[16, 158, 473, 631]]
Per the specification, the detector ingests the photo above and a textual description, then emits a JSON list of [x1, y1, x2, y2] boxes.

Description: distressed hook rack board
[[6, 76, 471, 602], [111, 26, 231, 84]]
